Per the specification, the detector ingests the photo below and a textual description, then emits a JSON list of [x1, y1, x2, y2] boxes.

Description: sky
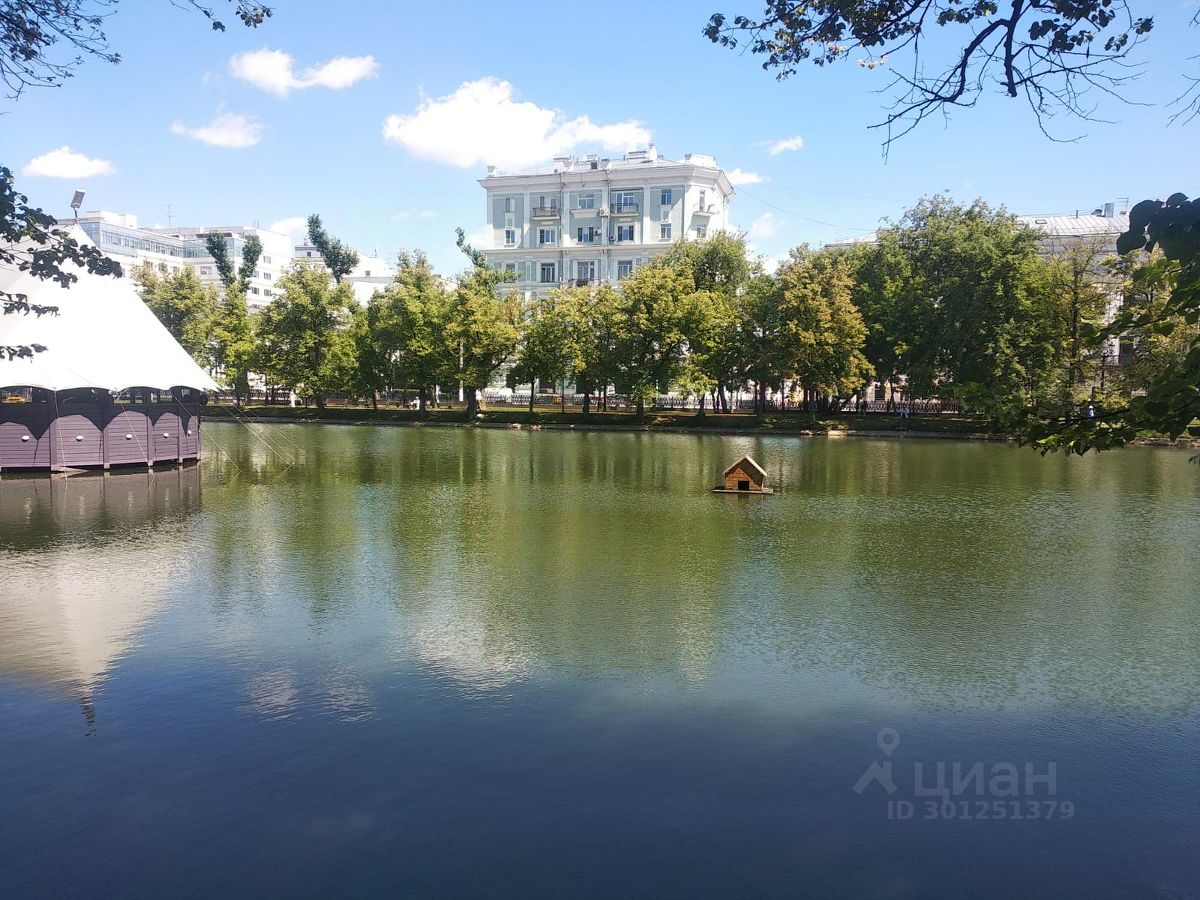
[[5, 0, 1199, 274]]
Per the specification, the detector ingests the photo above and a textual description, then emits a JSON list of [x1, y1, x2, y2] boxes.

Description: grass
[[205, 403, 999, 437]]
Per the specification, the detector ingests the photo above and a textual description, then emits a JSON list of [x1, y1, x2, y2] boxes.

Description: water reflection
[[0, 468, 202, 724], [192, 425, 1200, 713]]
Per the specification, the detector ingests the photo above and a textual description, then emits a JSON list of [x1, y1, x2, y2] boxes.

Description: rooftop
[[483, 146, 721, 179]]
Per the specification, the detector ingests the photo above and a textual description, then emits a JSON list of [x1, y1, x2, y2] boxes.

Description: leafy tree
[[706, 1, 1173, 149], [733, 272, 790, 413], [449, 228, 520, 417], [1044, 237, 1114, 416], [612, 258, 697, 417], [365, 250, 454, 416], [776, 249, 873, 412], [572, 283, 623, 414], [1023, 195, 1200, 452], [1, 2, 269, 357], [306, 214, 359, 284], [679, 289, 736, 415], [512, 290, 582, 413], [133, 264, 219, 365], [212, 289, 256, 403], [255, 262, 358, 409]]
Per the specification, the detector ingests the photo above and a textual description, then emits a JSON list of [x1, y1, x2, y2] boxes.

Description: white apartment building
[[150, 223, 292, 308], [75, 211, 291, 310], [478, 146, 735, 298]]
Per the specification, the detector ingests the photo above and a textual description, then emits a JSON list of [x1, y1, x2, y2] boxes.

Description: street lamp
[[70, 190, 85, 222]]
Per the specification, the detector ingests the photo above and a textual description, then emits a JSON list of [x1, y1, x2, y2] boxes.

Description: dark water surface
[[2, 424, 1198, 898]]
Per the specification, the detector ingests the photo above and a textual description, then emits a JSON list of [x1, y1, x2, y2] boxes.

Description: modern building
[[74, 211, 292, 310], [152, 224, 292, 307], [478, 146, 735, 299]]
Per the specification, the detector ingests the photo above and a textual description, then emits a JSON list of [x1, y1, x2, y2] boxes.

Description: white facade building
[[478, 146, 735, 298], [75, 211, 291, 310]]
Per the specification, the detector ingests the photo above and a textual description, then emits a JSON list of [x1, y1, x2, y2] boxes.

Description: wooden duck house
[[714, 455, 773, 494]]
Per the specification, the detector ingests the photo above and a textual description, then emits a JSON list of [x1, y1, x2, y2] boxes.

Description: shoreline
[[203, 406, 1200, 448]]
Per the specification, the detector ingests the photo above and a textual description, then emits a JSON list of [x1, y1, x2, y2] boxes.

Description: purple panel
[[0, 413, 52, 469], [178, 407, 200, 458], [150, 409, 182, 463], [49, 412, 104, 468], [104, 409, 152, 466]]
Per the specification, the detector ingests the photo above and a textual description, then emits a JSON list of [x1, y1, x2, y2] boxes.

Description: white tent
[[0, 228, 218, 392]]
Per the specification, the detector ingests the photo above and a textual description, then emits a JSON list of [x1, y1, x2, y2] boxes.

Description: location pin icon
[[877, 727, 900, 756]]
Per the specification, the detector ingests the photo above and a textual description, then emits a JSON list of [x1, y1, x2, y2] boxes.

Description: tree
[[512, 290, 582, 414], [1044, 237, 1114, 417], [133, 264, 218, 365], [449, 228, 520, 417], [212, 289, 256, 403], [1, 2, 269, 358], [255, 262, 357, 409], [706, 1, 1174, 150], [306, 214, 359, 284], [572, 283, 623, 414], [1022, 194, 1200, 452], [365, 250, 453, 417], [612, 258, 697, 417], [776, 249, 873, 412]]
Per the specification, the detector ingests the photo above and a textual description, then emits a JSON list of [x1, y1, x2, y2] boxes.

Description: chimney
[[1103, 202, 1115, 218]]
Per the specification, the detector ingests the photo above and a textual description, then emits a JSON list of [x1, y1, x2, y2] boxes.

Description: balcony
[[530, 205, 561, 219], [693, 204, 717, 216], [610, 203, 640, 217]]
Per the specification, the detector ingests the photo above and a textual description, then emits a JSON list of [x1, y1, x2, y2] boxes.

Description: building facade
[[478, 147, 735, 298], [75, 212, 292, 310]]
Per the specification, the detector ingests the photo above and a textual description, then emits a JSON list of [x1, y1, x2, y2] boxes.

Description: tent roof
[[0, 228, 218, 393], [723, 455, 766, 477]]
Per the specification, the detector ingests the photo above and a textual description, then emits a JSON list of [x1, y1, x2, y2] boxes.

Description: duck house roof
[[723, 455, 766, 478]]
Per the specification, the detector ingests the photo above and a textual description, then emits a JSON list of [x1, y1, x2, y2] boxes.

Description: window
[[263, 255, 272, 264], [695, 226, 707, 239], [265, 272, 272, 280], [617, 260, 634, 280], [364, 270, 371, 277], [616, 224, 634, 242], [538, 227, 557, 246], [699, 190, 707, 210], [250, 286, 260, 295], [504, 197, 514, 213], [265, 289, 273, 297], [505, 228, 516, 246], [576, 261, 595, 282], [613, 190, 636, 211], [660, 188, 673, 206], [660, 224, 672, 241], [577, 192, 595, 209], [538, 195, 558, 210], [199, 267, 211, 276], [504, 262, 517, 275], [577, 226, 597, 243], [539, 263, 557, 283]]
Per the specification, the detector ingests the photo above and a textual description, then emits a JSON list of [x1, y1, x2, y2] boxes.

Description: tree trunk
[[418, 388, 427, 419], [315, 394, 326, 410], [371, 392, 379, 411], [635, 395, 644, 418], [582, 390, 591, 416], [529, 379, 536, 414], [697, 392, 706, 417], [466, 387, 479, 418]]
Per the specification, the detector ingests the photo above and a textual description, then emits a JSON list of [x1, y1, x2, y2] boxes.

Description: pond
[[2, 424, 1198, 898]]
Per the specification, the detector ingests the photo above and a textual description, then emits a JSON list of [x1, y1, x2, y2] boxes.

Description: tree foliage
[[706, 1, 1173, 148], [255, 262, 358, 409], [306, 214, 359, 284], [133, 264, 219, 364]]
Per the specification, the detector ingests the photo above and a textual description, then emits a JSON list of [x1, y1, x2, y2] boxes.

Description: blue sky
[[6, 0, 1198, 274]]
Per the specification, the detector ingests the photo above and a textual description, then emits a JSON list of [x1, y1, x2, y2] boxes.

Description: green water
[[1, 424, 1198, 897]]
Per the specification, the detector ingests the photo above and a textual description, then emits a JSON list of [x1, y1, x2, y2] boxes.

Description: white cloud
[[230, 48, 378, 97], [170, 113, 263, 148], [764, 135, 805, 155], [268, 216, 309, 247], [382, 77, 651, 168], [727, 167, 765, 186], [394, 209, 438, 221], [748, 213, 779, 241], [22, 146, 114, 178]]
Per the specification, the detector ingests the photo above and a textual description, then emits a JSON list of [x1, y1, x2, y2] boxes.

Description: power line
[[735, 186, 877, 232]]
